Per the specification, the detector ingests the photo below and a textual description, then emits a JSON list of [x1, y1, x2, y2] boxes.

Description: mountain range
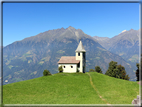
[[93, 29, 140, 72], [3, 26, 139, 85]]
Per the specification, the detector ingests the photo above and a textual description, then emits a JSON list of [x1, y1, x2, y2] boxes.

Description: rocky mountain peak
[[129, 29, 135, 31], [67, 26, 76, 31]]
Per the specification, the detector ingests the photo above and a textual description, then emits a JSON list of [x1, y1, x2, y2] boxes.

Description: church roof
[[58, 56, 80, 64], [75, 40, 86, 52]]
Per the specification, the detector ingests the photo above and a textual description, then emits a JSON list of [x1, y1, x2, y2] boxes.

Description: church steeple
[[75, 39, 86, 52], [75, 39, 86, 73]]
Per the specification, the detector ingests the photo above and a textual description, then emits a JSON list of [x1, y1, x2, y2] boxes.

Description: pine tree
[[105, 61, 130, 80], [105, 61, 117, 76], [136, 63, 139, 81]]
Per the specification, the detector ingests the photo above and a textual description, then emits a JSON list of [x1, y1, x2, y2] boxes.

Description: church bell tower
[[75, 39, 86, 73]]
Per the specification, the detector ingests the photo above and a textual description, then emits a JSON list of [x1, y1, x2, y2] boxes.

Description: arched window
[[78, 52, 80, 56]]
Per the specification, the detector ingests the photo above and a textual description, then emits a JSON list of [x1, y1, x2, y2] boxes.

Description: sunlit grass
[[3, 72, 139, 104]]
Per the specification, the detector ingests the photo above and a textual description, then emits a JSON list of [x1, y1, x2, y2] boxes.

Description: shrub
[[89, 69, 95, 72], [58, 66, 63, 73], [43, 69, 51, 76], [95, 66, 102, 73], [76, 68, 79, 73]]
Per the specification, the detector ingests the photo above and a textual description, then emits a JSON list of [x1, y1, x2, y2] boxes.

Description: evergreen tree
[[105, 61, 130, 80], [95, 66, 102, 73], [125, 75, 130, 80], [136, 63, 139, 81], [117, 65, 129, 80], [105, 61, 117, 76]]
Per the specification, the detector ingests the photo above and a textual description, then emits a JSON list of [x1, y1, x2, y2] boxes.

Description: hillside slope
[[3, 72, 139, 104]]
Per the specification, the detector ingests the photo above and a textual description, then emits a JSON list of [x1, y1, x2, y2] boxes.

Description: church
[[58, 40, 86, 73]]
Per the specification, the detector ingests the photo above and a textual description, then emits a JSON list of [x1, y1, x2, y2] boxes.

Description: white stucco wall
[[58, 64, 78, 73], [76, 52, 86, 73], [76, 52, 83, 73]]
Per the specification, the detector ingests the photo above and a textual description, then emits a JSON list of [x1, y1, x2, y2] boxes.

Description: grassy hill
[[3, 72, 139, 104]]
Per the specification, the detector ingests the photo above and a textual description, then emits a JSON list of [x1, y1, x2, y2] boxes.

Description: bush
[[58, 66, 63, 73], [43, 69, 51, 76], [89, 69, 95, 72], [76, 68, 79, 73], [95, 66, 102, 73]]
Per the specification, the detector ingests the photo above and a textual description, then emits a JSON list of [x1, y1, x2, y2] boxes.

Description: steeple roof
[[75, 40, 86, 52]]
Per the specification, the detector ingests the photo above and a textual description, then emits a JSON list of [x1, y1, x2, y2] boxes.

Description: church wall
[[76, 52, 83, 73], [58, 64, 78, 73]]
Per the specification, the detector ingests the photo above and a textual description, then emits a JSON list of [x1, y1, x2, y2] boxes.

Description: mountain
[[3, 72, 139, 104], [93, 36, 110, 43], [93, 29, 140, 71], [3, 26, 136, 85], [108, 29, 139, 61]]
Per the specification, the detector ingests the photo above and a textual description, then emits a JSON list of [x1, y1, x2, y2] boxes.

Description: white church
[[58, 40, 86, 73]]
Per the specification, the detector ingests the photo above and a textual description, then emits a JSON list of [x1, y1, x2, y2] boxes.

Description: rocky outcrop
[[132, 95, 141, 106]]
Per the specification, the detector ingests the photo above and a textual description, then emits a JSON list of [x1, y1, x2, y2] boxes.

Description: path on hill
[[87, 73, 113, 107]]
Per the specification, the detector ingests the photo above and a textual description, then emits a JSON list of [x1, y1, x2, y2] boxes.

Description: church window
[[77, 62, 80, 67], [78, 52, 80, 56], [71, 66, 73, 68], [64, 66, 65, 68]]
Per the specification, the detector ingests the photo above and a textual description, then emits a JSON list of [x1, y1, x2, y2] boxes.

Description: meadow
[[3, 72, 139, 104]]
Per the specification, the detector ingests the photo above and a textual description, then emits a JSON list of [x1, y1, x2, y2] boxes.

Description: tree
[[95, 66, 102, 73], [117, 65, 130, 80], [43, 69, 51, 76], [105, 61, 117, 76], [89, 69, 95, 72], [136, 63, 139, 81], [124, 75, 130, 80], [105, 61, 130, 80], [58, 66, 63, 73]]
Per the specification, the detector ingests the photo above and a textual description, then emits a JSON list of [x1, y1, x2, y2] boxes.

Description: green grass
[[3, 72, 139, 104], [89, 72, 139, 104]]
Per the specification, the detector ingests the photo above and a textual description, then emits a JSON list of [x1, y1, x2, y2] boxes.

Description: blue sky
[[3, 3, 139, 46]]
